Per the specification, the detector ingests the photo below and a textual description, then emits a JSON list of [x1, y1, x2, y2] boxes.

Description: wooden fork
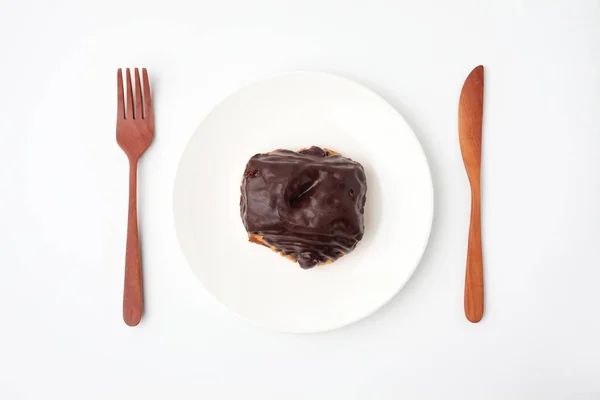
[[116, 68, 154, 326]]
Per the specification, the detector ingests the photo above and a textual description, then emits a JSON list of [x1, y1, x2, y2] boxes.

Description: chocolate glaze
[[240, 146, 367, 269]]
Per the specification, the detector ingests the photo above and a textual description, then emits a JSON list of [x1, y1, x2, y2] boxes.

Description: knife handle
[[464, 186, 483, 323]]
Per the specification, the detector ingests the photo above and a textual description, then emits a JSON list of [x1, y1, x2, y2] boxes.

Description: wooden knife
[[458, 65, 484, 323]]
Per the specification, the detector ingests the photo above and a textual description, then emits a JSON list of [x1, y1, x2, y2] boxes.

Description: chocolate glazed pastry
[[240, 146, 367, 269]]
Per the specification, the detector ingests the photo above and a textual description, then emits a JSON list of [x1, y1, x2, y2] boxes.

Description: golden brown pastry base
[[248, 234, 343, 266]]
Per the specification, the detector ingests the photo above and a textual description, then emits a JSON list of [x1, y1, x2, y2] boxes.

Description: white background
[[1, 0, 599, 398]]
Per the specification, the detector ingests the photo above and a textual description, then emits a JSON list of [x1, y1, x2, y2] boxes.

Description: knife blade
[[458, 65, 484, 323]]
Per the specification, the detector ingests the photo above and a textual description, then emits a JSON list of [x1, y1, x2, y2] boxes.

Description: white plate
[[173, 72, 433, 333]]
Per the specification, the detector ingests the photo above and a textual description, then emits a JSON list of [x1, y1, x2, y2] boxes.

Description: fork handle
[[464, 186, 483, 323], [123, 159, 143, 326]]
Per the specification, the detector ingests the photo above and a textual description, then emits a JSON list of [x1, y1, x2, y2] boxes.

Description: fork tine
[[117, 69, 125, 120], [134, 68, 143, 120], [142, 68, 152, 120], [126, 68, 134, 119]]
